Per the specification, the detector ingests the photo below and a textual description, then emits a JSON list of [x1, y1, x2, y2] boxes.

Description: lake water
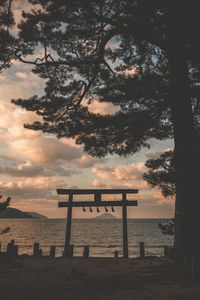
[[0, 219, 174, 257]]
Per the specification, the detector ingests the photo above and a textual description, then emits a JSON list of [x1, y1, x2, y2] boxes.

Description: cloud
[[157, 197, 174, 207], [15, 72, 30, 79], [92, 179, 107, 188], [0, 100, 85, 183], [0, 161, 44, 177], [92, 162, 146, 181], [0, 102, 40, 142], [9, 137, 82, 163], [146, 150, 163, 159], [0, 69, 43, 104], [0, 160, 78, 178], [0, 152, 19, 162], [0, 177, 66, 201], [152, 191, 175, 207], [88, 101, 117, 115], [91, 179, 149, 190], [146, 148, 173, 159], [122, 181, 149, 190], [0, 99, 104, 170], [73, 155, 105, 168]]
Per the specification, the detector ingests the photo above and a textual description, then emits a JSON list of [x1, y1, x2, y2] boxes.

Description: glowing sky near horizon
[[0, 0, 174, 218]]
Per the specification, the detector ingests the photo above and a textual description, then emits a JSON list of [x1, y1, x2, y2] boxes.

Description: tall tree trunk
[[169, 51, 200, 261]]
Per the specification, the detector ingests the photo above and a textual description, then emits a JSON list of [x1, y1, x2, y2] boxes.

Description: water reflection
[[0, 219, 173, 257]]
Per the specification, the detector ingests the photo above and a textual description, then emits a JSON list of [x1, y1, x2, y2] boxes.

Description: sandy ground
[[0, 256, 200, 300]]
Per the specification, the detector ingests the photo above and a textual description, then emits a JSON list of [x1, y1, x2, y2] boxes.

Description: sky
[[0, 0, 174, 218]]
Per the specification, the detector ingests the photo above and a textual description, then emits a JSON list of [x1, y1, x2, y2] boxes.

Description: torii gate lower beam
[[57, 189, 138, 258]]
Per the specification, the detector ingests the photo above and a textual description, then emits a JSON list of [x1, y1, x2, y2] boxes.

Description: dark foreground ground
[[0, 256, 200, 300]]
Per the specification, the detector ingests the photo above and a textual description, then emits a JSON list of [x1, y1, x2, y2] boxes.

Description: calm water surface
[[0, 219, 173, 257]]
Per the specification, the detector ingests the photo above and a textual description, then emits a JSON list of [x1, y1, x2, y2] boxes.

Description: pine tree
[[0, 0, 30, 73], [12, 0, 200, 260], [143, 150, 175, 236], [0, 0, 15, 72], [0, 193, 11, 211], [0, 193, 11, 234], [143, 150, 175, 198]]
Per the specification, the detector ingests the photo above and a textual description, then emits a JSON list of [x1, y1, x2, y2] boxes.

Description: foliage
[[158, 218, 175, 236], [143, 150, 175, 197], [0, 0, 32, 73], [12, 1, 199, 156], [143, 150, 175, 235], [0, 193, 11, 211], [0, 193, 11, 234], [0, 0, 15, 71]]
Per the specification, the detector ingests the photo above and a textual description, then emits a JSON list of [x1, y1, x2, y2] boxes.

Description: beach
[[1, 256, 200, 300]]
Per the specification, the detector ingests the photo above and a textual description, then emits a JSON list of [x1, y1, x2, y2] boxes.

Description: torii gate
[[57, 188, 138, 258]]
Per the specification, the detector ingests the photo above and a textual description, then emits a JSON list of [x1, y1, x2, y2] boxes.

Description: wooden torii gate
[[57, 188, 138, 258]]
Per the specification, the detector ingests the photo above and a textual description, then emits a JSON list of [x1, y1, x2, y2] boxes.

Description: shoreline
[[0, 256, 200, 299]]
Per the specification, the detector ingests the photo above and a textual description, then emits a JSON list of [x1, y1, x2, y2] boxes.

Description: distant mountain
[[0, 207, 33, 218], [0, 208, 48, 219], [95, 213, 117, 219], [25, 212, 48, 219]]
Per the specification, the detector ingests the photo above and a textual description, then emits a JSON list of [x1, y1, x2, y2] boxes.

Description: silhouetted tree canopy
[[143, 150, 175, 236], [0, 0, 32, 72], [12, 0, 200, 259], [0, 193, 11, 234], [0, 0, 16, 71], [143, 150, 175, 197], [0, 193, 11, 211], [13, 1, 200, 156], [158, 218, 175, 236]]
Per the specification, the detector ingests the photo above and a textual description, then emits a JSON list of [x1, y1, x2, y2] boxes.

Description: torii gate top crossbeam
[[57, 188, 138, 195], [57, 189, 138, 207]]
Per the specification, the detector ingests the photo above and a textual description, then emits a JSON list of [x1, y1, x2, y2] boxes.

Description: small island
[[25, 212, 48, 219], [95, 213, 117, 219]]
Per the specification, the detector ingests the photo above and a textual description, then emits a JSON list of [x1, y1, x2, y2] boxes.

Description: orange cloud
[[92, 179, 107, 188], [88, 101, 117, 115], [92, 162, 146, 181], [146, 148, 173, 159]]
